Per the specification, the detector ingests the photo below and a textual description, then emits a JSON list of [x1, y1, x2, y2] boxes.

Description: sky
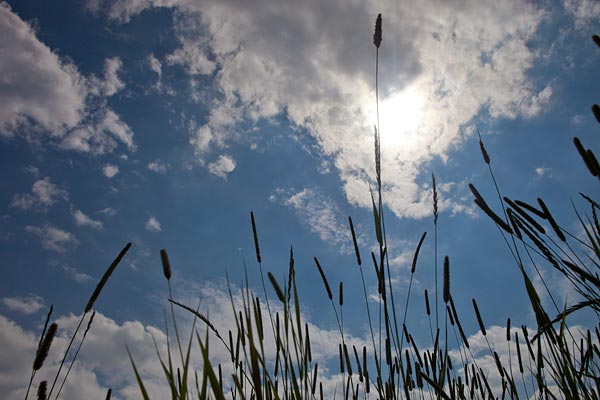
[[0, 0, 599, 398]]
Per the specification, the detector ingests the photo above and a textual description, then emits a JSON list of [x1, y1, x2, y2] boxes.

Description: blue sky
[[0, 0, 599, 398]]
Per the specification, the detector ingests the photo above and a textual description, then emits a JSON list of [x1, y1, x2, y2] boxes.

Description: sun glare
[[373, 85, 426, 149]]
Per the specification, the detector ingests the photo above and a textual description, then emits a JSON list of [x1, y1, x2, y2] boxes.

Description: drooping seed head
[[267, 272, 285, 303], [477, 130, 491, 165], [314, 257, 333, 300], [472, 299, 486, 336], [348, 216, 362, 266], [85, 242, 132, 313]]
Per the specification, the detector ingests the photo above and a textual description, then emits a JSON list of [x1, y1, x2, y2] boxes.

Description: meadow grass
[[25, 16, 600, 400]]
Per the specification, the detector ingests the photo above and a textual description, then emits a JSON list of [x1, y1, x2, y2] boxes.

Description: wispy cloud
[[25, 224, 78, 252], [11, 177, 68, 212], [58, 263, 94, 283], [98, 207, 117, 216], [0, 294, 44, 315], [145, 216, 162, 232], [72, 209, 103, 230], [270, 187, 352, 252], [147, 160, 169, 174], [564, 0, 600, 28]]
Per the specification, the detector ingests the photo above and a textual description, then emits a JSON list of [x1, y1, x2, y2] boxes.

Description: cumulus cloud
[[145, 216, 161, 232], [89, 0, 551, 219], [207, 154, 236, 179], [0, 3, 86, 136], [59, 109, 136, 154], [11, 177, 68, 212], [0, 3, 135, 155], [72, 209, 103, 230], [102, 164, 119, 178], [147, 160, 169, 174], [0, 295, 44, 315], [0, 312, 172, 400], [25, 224, 79, 252], [166, 35, 216, 76]]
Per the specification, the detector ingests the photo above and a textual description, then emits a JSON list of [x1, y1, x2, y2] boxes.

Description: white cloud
[[147, 53, 162, 77], [91, 0, 550, 219], [102, 56, 124, 96], [564, 0, 600, 28], [60, 109, 136, 154], [98, 207, 117, 216], [0, 295, 44, 315], [23, 165, 39, 176], [535, 167, 551, 177], [270, 187, 352, 253], [0, 3, 86, 137], [102, 164, 119, 178], [25, 224, 78, 253], [145, 216, 161, 232], [0, 312, 171, 400], [0, 4, 136, 155], [58, 264, 94, 283], [11, 177, 68, 212], [147, 160, 169, 174], [72, 209, 103, 230], [147, 53, 163, 90], [166, 39, 215, 76], [207, 154, 236, 179]]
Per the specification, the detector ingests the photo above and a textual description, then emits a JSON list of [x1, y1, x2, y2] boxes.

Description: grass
[[24, 16, 600, 400]]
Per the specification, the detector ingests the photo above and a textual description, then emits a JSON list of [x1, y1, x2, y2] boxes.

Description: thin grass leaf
[[197, 331, 227, 400], [127, 346, 151, 400]]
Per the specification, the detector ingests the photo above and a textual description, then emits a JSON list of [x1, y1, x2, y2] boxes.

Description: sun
[[374, 85, 426, 149]]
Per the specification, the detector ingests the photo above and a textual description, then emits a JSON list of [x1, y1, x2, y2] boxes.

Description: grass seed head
[[373, 14, 382, 48], [593, 104, 600, 124], [34, 322, 57, 371], [160, 249, 172, 280], [37, 380, 47, 400], [593, 34, 600, 50], [443, 256, 450, 303], [250, 211, 261, 263]]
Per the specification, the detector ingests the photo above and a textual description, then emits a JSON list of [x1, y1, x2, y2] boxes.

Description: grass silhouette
[[25, 15, 600, 400]]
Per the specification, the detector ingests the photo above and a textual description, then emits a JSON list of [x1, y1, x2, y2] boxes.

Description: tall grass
[[25, 16, 600, 400]]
